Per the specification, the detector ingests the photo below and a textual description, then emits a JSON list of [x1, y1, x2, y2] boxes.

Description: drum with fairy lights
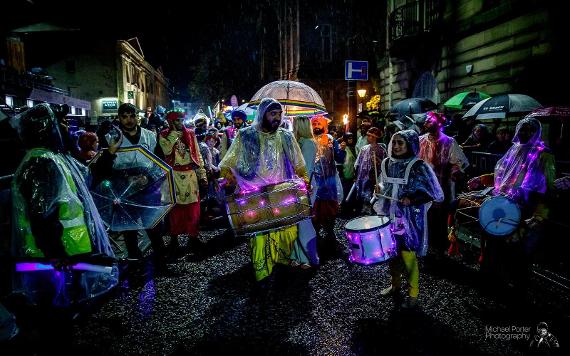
[[225, 179, 311, 235], [345, 216, 397, 265]]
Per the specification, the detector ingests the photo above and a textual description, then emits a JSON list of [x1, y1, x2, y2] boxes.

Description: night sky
[[6, 0, 266, 103]]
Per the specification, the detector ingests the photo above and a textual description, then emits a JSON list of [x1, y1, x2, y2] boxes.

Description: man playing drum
[[373, 130, 444, 308], [451, 117, 555, 304], [219, 98, 309, 284]]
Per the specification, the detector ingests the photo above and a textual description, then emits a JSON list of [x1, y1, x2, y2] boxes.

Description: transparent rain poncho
[[354, 143, 387, 202], [494, 117, 556, 210], [219, 98, 308, 192], [373, 130, 444, 256], [418, 130, 468, 190], [10, 104, 118, 307]]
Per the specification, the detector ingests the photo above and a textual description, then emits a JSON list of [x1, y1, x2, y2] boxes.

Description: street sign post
[[345, 60, 368, 81]]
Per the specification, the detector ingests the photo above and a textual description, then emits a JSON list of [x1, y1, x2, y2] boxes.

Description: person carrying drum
[[454, 117, 555, 304], [354, 126, 387, 215], [219, 98, 309, 284], [374, 130, 444, 308]]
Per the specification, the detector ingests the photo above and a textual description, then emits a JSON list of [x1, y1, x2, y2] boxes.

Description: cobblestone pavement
[[4, 218, 569, 355]]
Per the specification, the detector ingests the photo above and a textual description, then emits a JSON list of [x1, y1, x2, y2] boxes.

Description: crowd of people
[[3, 98, 566, 317]]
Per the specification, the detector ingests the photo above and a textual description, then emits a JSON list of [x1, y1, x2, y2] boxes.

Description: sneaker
[[290, 260, 301, 267], [401, 296, 418, 309], [380, 285, 400, 296], [300, 263, 312, 270]]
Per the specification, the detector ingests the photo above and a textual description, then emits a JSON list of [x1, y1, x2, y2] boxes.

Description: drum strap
[[381, 158, 419, 220]]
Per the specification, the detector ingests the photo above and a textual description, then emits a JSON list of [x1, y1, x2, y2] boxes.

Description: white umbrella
[[249, 80, 327, 117]]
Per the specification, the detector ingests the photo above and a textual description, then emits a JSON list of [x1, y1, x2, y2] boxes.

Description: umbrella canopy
[[390, 97, 437, 117], [236, 103, 257, 122], [443, 91, 491, 110], [249, 80, 327, 117], [526, 106, 570, 119], [462, 94, 541, 120], [90, 146, 176, 231]]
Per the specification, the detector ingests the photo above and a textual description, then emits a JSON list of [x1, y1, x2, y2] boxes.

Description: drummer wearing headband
[[374, 130, 444, 308]]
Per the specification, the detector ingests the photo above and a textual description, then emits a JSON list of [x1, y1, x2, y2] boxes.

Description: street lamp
[[343, 114, 349, 132], [357, 89, 367, 113]]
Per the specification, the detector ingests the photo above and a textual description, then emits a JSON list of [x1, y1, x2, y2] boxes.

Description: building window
[[5, 96, 14, 107], [320, 24, 332, 62], [27, 99, 34, 108]]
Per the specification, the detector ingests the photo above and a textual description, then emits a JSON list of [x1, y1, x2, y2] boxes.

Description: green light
[[102, 180, 111, 188]]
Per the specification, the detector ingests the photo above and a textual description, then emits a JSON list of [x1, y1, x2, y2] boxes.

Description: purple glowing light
[[15, 262, 54, 272], [259, 199, 266, 207], [282, 196, 297, 206], [15, 262, 113, 273]]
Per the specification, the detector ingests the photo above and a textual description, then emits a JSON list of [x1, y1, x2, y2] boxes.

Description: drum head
[[479, 196, 521, 236], [345, 215, 390, 232]]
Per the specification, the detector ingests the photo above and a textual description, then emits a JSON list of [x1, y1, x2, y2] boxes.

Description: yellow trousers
[[250, 225, 298, 281], [388, 250, 419, 298]]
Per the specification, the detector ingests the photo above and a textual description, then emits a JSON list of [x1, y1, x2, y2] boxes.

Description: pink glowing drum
[[345, 216, 397, 265], [225, 179, 311, 235]]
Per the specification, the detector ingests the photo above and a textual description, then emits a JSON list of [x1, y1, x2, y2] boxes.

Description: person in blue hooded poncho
[[373, 130, 444, 308], [219, 98, 309, 282]]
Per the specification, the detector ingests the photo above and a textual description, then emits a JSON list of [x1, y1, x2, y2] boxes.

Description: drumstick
[[374, 192, 399, 201], [373, 149, 378, 194]]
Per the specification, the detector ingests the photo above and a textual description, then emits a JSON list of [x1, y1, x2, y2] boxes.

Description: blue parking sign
[[345, 60, 368, 80]]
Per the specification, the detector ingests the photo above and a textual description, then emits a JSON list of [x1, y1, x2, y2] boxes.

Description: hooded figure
[[374, 130, 443, 307], [219, 98, 307, 192], [219, 98, 309, 281], [494, 117, 555, 212], [374, 130, 444, 256], [11, 103, 118, 307]]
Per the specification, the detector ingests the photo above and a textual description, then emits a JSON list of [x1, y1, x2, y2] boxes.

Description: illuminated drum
[[345, 216, 397, 265], [478, 195, 521, 236], [225, 179, 311, 235]]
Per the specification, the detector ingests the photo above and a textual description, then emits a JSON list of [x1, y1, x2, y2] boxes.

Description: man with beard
[[219, 109, 247, 160], [219, 98, 309, 284], [310, 116, 345, 256], [418, 111, 468, 257], [159, 110, 208, 257], [105, 103, 167, 268]]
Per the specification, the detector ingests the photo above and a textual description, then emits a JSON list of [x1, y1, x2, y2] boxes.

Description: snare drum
[[479, 195, 521, 236], [225, 179, 311, 234], [345, 216, 397, 265]]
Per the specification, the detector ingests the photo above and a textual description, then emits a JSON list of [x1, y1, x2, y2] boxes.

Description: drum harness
[[380, 157, 419, 221]]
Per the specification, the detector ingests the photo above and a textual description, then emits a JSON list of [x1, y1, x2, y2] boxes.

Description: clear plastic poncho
[[494, 117, 556, 209], [313, 134, 343, 202], [10, 104, 118, 307], [355, 143, 387, 202], [373, 130, 444, 256], [219, 98, 307, 192], [418, 131, 468, 191]]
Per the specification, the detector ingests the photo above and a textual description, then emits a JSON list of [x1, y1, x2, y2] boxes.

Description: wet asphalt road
[[4, 218, 570, 355]]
